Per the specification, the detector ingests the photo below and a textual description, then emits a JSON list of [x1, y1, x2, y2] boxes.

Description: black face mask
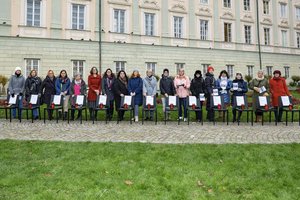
[[15, 72, 21, 77]]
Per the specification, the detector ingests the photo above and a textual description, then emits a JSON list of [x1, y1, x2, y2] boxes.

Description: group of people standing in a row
[[7, 65, 291, 122]]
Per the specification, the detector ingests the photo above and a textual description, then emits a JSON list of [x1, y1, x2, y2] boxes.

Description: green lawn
[[0, 140, 299, 199]]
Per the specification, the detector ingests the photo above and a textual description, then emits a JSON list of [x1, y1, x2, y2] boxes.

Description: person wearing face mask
[[204, 66, 216, 122], [190, 70, 205, 122], [159, 68, 176, 120], [249, 70, 270, 122], [143, 69, 157, 121], [174, 68, 190, 122], [25, 69, 42, 120], [231, 72, 248, 123], [216, 70, 232, 118], [55, 70, 71, 119], [269, 70, 291, 122], [8, 67, 26, 119], [40, 70, 56, 120]]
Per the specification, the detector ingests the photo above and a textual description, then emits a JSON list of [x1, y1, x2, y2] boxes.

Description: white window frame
[[281, 30, 288, 47], [266, 66, 273, 76], [113, 9, 126, 33], [200, 19, 209, 40], [26, 0, 42, 27], [284, 66, 290, 78], [280, 3, 287, 18], [173, 16, 183, 38], [146, 62, 157, 74], [244, 25, 251, 44], [263, 0, 270, 15], [71, 4, 85, 30], [244, 0, 250, 11], [175, 63, 185, 74], [72, 60, 85, 78], [115, 61, 126, 73], [247, 65, 254, 77], [25, 58, 40, 77], [264, 27, 270, 45], [226, 65, 234, 78], [202, 64, 210, 76], [144, 12, 155, 36], [224, 22, 232, 42], [223, 0, 231, 8]]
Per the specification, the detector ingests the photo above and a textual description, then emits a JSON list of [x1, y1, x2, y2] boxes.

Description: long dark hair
[[58, 70, 68, 79], [103, 68, 115, 79], [218, 70, 229, 79], [90, 67, 98, 75], [117, 70, 128, 82]]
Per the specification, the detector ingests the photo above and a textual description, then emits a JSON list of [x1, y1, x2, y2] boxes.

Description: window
[[26, 0, 41, 27], [115, 61, 126, 73], [114, 9, 125, 33], [224, 23, 232, 42], [200, 0, 208, 4], [174, 16, 183, 38], [202, 64, 210, 76], [297, 32, 300, 48], [280, 3, 287, 18], [72, 4, 85, 30], [266, 66, 273, 76], [145, 13, 155, 36], [146, 62, 156, 74], [247, 65, 254, 77], [175, 63, 185, 74], [296, 7, 300, 20], [244, 25, 251, 44], [72, 60, 84, 78], [200, 20, 208, 40], [224, 0, 231, 8], [284, 66, 290, 78], [281, 30, 287, 47], [244, 0, 250, 11], [263, 0, 269, 15], [264, 28, 270, 45], [25, 59, 39, 77], [226, 65, 234, 78]]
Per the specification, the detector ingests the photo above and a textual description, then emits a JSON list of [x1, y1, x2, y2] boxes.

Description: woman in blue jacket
[[128, 70, 143, 122], [231, 72, 248, 122], [55, 69, 71, 119], [216, 70, 232, 118]]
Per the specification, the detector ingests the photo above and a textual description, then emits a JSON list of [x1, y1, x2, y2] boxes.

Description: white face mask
[[196, 74, 200, 78]]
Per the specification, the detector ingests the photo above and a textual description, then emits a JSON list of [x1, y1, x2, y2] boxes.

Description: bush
[[0, 75, 8, 87], [289, 81, 297, 87], [291, 75, 300, 83], [244, 75, 252, 83]]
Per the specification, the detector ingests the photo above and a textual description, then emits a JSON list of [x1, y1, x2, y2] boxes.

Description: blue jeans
[[178, 98, 187, 118], [13, 96, 23, 118]]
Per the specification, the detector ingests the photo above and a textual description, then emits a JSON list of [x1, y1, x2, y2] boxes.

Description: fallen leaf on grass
[[44, 173, 52, 177], [197, 180, 204, 187], [124, 180, 133, 186], [208, 188, 213, 193]]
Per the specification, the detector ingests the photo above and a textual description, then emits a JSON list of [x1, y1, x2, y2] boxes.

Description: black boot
[[71, 110, 75, 121], [64, 112, 68, 120]]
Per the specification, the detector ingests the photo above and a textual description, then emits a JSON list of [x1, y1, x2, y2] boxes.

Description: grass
[[0, 140, 299, 199]]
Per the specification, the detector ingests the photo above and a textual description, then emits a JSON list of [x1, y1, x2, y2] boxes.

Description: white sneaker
[[184, 118, 187, 122], [178, 117, 183, 120], [135, 116, 138, 122]]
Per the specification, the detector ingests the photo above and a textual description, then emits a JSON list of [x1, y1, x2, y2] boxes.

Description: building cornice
[[107, 0, 131, 6]]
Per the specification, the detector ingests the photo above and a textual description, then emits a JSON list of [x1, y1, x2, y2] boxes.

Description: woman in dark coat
[[40, 70, 56, 120], [128, 70, 143, 122], [113, 70, 129, 121], [102, 68, 116, 120], [190, 70, 206, 122], [204, 66, 216, 122]]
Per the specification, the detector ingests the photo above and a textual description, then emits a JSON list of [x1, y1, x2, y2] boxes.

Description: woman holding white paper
[[143, 70, 157, 121], [113, 70, 129, 121], [204, 66, 216, 122], [87, 67, 102, 120], [40, 70, 56, 120], [269, 70, 291, 122], [102, 68, 116, 121], [231, 73, 248, 122], [128, 70, 143, 122], [249, 70, 270, 122], [55, 70, 71, 119], [190, 70, 205, 122]]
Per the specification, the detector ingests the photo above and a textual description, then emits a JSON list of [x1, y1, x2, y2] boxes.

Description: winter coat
[[8, 74, 25, 95], [204, 73, 215, 97], [269, 77, 290, 107], [249, 78, 269, 111], [40, 76, 56, 105], [174, 75, 190, 98], [231, 79, 248, 96], [143, 76, 157, 96], [70, 79, 87, 96], [87, 75, 101, 101], [128, 77, 143, 105], [113, 78, 129, 110], [190, 77, 206, 97], [55, 77, 71, 95], [159, 75, 175, 96], [102, 76, 116, 101], [216, 78, 233, 104], [25, 76, 42, 101]]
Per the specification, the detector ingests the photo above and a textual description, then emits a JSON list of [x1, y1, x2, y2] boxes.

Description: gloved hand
[[11, 93, 15, 98], [237, 88, 242, 92], [19, 93, 23, 96]]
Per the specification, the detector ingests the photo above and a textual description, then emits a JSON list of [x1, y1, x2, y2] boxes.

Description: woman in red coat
[[269, 70, 291, 122], [88, 67, 101, 119]]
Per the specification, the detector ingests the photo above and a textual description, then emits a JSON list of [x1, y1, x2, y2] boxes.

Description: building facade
[[0, 0, 300, 82]]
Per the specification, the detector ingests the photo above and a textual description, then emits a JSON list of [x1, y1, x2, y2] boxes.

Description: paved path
[[0, 119, 299, 144]]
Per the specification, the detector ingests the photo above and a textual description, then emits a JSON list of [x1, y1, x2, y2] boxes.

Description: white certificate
[[168, 96, 176, 106], [213, 89, 219, 96], [236, 96, 245, 106], [124, 95, 132, 105], [259, 96, 267, 106], [9, 95, 17, 104], [99, 95, 107, 105], [146, 96, 154, 106], [259, 86, 266, 94], [233, 83, 238, 91], [189, 96, 197, 106], [281, 96, 290, 106], [53, 95, 61, 105], [76, 95, 84, 105], [29, 94, 38, 104], [213, 96, 221, 106], [199, 93, 205, 101]]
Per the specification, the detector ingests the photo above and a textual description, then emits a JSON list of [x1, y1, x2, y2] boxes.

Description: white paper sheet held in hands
[[29, 94, 38, 104], [233, 83, 238, 90], [213, 89, 219, 96], [76, 95, 84, 105], [99, 95, 107, 105], [199, 93, 205, 101], [9, 95, 17, 104], [213, 96, 221, 106], [189, 96, 197, 106], [168, 96, 176, 106], [53, 95, 61, 105], [124, 95, 132, 105], [259, 96, 267, 106], [281, 96, 290, 106], [236, 96, 245, 106], [259, 86, 266, 93], [146, 96, 154, 106]]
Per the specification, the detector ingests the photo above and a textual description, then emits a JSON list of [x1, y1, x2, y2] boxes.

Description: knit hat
[[207, 66, 214, 72], [15, 67, 22, 72], [163, 68, 169, 73], [194, 70, 202, 77], [273, 70, 281, 76]]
